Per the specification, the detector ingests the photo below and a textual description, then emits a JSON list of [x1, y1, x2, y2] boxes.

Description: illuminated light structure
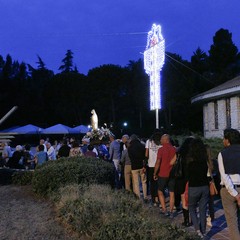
[[144, 24, 165, 128]]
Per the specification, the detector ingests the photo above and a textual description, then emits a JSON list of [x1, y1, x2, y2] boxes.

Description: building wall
[[218, 99, 227, 133], [231, 97, 240, 129], [204, 97, 240, 138]]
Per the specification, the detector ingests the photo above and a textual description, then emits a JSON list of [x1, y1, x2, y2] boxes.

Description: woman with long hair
[[187, 138, 209, 238], [175, 137, 195, 226]]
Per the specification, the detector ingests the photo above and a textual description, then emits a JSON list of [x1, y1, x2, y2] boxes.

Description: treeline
[[0, 28, 240, 136]]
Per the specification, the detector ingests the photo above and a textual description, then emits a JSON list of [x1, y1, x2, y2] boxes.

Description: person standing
[[69, 141, 83, 157], [39, 139, 47, 152], [81, 137, 90, 155], [120, 134, 129, 188], [120, 140, 132, 191], [218, 128, 240, 240], [1, 142, 12, 166], [109, 134, 121, 188], [85, 144, 97, 158], [175, 137, 195, 227], [145, 130, 162, 206], [57, 139, 71, 158], [8, 145, 24, 169], [35, 144, 48, 166], [23, 144, 34, 169], [187, 138, 209, 238], [128, 134, 147, 201], [154, 134, 176, 217], [46, 142, 56, 160]]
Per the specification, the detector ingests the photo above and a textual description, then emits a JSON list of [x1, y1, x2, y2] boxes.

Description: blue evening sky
[[0, 0, 239, 74]]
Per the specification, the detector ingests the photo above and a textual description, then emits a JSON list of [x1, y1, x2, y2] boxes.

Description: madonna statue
[[91, 109, 98, 130]]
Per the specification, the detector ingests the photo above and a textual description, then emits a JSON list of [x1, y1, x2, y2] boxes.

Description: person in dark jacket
[[8, 145, 24, 169], [128, 134, 147, 201], [218, 128, 240, 240], [187, 138, 209, 238], [175, 137, 195, 226], [57, 139, 71, 158]]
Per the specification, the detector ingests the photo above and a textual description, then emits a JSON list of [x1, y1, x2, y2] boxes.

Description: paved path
[[171, 196, 230, 239]]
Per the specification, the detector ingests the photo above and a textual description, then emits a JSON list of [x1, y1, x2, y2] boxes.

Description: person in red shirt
[[154, 134, 176, 217]]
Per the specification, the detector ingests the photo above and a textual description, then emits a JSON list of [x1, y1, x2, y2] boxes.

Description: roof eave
[[191, 86, 240, 103]]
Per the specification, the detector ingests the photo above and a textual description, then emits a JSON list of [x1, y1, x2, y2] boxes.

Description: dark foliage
[[31, 156, 115, 196], [0, 29, 239, 135]]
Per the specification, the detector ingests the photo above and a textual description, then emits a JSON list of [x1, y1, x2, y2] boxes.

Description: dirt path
[[0, 185, 77, 240]]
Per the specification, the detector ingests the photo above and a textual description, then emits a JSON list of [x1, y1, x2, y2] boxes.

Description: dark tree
[[191, 47, 209, 73], [36, 55, 46, 70], [209, 28, 240, 84], [191, 47, 214, 93], [2, 54, 13, 81], [43, 72, 87, 126], [0, 55, 5, 71], [127, 59, 150, 134], [88, 64, 129, 128], [58, 50, 75, 73], [18, 62, 28, 82]]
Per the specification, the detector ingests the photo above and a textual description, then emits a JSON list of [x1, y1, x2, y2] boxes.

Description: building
[[191, 75, 240, 138]]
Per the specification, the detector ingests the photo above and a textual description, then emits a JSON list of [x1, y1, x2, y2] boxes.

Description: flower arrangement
[[84, 124, 113, 143]]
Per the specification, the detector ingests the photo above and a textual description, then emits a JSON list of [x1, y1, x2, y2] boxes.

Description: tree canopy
[[0, 28, 239, 136]]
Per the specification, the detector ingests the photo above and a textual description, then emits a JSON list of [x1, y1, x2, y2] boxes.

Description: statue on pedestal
[[91, 109, 98, 131]]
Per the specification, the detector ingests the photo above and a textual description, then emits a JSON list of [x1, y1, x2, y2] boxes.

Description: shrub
[[56, 184, 197, 240], [31, 157, 115, 197], [12, 170, 34, 185], [204, 137, 223, 159]]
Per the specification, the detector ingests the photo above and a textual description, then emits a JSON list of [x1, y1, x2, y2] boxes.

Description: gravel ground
[[0, 185, 77, 240]]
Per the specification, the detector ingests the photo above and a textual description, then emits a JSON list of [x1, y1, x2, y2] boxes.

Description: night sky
[[0, 0, 239, 75]]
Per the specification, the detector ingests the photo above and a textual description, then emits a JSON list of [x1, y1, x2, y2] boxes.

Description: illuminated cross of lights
[[144, 24, 165, 111]]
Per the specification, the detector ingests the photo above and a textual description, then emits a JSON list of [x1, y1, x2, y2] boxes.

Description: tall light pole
[[144, 24, 165, 129]]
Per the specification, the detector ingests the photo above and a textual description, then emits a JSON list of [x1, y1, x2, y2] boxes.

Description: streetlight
[[121, 122, 128, 133]]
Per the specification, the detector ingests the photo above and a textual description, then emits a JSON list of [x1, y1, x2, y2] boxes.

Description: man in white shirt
[[40, 139, 47, 152], [218, 128, 240, 240], [145, 131, 162, 206], [46, 142, 56, 160]]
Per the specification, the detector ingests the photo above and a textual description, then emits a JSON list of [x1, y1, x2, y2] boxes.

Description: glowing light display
[[144, 24, 165, 111]]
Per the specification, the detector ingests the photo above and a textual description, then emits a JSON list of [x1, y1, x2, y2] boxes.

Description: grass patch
[[55, 184, 198, 240]]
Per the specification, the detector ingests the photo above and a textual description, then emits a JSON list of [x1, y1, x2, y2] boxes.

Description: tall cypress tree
[[58, 49, 75, 73]]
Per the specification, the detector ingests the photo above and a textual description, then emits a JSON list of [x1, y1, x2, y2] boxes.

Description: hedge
[[31, 156, 115, 196]]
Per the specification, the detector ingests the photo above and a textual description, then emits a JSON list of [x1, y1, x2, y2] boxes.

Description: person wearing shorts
[[154, 134, 176, 217]]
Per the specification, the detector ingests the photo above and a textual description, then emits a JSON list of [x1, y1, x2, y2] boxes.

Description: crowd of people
[[1, 128, 240, 239], [0, 136, 102, 169]]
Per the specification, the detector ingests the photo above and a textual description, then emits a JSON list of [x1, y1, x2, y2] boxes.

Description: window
[[226, 98, 231, 128]]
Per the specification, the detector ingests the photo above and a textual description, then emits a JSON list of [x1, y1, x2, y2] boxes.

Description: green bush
[[204, 137, 223, 159], [31, 157, 115, 197], [12, 170, 34, 185], [174, 135, 223, 159], [56, 184, 198, 240]]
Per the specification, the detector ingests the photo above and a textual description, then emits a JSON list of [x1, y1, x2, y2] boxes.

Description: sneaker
[[153, 202, 158, 207], [160, 210, 169, 216], [164, 211, 170, 217], [169, 212, 174, 219]]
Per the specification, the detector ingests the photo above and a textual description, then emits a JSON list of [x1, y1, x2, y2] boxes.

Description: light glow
[[144, 24, 165, 110]]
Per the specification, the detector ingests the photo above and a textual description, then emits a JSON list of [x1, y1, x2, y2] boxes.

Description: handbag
[[170, 155, 183, 178], [209, 181, 218, 196]]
